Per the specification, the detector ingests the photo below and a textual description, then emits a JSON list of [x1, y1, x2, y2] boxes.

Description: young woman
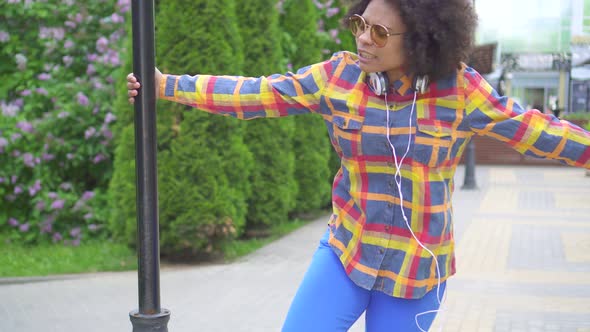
[[127, 0, 590, 330]]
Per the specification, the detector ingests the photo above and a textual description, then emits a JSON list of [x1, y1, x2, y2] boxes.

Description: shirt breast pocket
[[413, 119, 454, 167], [333, 114, 364, 158]]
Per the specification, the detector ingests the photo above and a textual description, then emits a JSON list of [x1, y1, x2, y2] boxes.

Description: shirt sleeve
[[158, 53, 341, 120], [463, 66, 590, 169]]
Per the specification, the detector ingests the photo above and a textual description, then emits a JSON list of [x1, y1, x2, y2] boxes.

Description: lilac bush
[[313, 0, 356, 55], [0, 0, 129, 245]]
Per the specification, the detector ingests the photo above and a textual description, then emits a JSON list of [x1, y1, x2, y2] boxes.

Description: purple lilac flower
[[82, 191, 95, 201], [38, 73, 52, 81], [86, 64, 96, 76], [63, 55, 74, 67], [117, 0, 131, 13], [88, 223, 98, 230], [0, 31, 9, 42], [102, 129, 113, 140], [11, 133, 22, 142], [0, 177, 4, 183], [19, 223, 30, 232], [87, 53, 98, 62], [60, 182, 72, 190], [16, 121, 34, 133], [11, 175, 18, 184], [74, 13, 83, 24], [40, 222, 52, 234], [15, 54, 27, 71], [104, 112, 116, 124], [326, 7, 340, 18], [23, 153, 36, 168], [35, 200, 46, 211], [52, 232, 63, 243], [48, 192, 58, 199], [85, 127, 96, 139], [1, 101, 20, 117], [66, 153, 74, 160], [106, 50, 120, 66], [71, 239, 81, 247], [29, 180, 42, 196], [93, 106, 100, 115], [70, 227, 81, 238], [51, 199, 65, 210], [93, 154, 106, 164], [36, 88, 48, 95], [20, 89, 32, 96], [58, 112, 69, 118], [64, 21, 76, 29], [8, 218, 19, 227], [12, 150, 21, 157], [96, 37, 109, 53], [0, 137, 7, 153], [77, 92, 89, 106], [39, 27, 65, 41], [42, 153, 55, 161], [14, 186, 23, 195]]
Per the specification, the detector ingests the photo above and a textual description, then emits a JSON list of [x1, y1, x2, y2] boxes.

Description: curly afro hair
[[345, 0, 478, 81]]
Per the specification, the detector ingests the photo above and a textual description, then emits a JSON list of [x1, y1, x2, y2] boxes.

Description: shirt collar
[[391, 74, 415, 96]]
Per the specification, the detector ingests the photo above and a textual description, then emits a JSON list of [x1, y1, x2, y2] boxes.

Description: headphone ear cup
[[368, 72, 389, 96], [414, 75, 429, 94]]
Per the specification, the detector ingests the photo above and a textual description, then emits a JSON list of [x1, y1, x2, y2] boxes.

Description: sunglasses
[[348, 14, 404, 48]]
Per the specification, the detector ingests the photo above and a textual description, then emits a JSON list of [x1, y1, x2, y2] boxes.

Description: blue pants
[[282, 229, 446, 332]]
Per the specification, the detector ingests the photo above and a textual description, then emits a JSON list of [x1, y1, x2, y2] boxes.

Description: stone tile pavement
[[0, 165, 589, 331]]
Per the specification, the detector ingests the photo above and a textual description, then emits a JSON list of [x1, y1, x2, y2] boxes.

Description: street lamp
[[129, 1, 171, 331]]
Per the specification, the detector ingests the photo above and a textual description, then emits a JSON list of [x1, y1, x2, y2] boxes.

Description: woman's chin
[[359, 62, 377, 74]]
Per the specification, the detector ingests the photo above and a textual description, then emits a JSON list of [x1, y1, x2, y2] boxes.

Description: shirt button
[[379, 248, 385, 254], [387, 202, 394, 208], [385, 225, 391, 231], [389, 180, 395, 188]]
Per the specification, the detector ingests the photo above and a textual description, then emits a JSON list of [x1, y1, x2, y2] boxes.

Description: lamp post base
[[130, 309, 171, 332]]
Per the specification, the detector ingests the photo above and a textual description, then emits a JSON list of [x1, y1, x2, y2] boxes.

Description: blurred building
[[475, 0, 590, 116]]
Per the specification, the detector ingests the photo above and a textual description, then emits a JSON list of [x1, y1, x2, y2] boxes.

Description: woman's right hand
[[127, 68, 163, 104]]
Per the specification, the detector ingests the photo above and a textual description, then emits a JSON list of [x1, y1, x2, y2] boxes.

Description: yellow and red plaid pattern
[[160, 52, 590, 299]]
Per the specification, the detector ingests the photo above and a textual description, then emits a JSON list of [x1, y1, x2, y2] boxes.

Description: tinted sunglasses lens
[[371, 25, 389, 47], [349, 16, 365, 37]]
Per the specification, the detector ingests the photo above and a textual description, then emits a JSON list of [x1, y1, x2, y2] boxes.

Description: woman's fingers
[[127, 81, 141, 89], [127, 73, 141, 104], [127, 72, 137, 83]]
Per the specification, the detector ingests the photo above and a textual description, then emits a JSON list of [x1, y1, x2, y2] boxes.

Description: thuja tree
[[149, 0, 252, 256], [280, 0, 333, 212], [0, 0, 129, 245], [236, 0, 297, 231]]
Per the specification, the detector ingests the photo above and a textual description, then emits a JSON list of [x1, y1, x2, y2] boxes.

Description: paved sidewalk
[[1, 165, 589, 332]]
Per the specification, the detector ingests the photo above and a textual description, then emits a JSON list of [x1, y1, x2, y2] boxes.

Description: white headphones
[[368, 72, 429, 95]]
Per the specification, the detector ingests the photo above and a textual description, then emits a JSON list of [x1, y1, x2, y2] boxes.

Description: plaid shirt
[[160, 51, 590, 299]]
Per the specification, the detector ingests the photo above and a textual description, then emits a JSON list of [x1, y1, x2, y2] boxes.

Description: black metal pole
[[461, 139, 478, 190], [462, 0, 479, 191], [129, 0, 170, 331]]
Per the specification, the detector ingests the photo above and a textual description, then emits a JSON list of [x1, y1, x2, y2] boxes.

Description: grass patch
[[0, 235, 137, 278], [0, 209, 329, 278]]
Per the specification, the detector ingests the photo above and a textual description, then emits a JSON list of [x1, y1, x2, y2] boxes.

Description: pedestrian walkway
[[1, 165, 589, 332]]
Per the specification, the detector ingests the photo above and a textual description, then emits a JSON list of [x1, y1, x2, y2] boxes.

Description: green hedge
[[237, 0, 298, 231], [280, 0, 333, 212], [108, 0, 255, 257]]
